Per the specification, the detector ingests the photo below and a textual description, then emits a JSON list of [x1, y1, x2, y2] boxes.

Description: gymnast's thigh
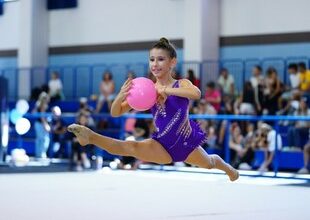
[[135, 138, 172, 164]]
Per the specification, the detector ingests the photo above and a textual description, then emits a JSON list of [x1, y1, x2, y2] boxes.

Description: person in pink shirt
[[205, 81, 221, 113]]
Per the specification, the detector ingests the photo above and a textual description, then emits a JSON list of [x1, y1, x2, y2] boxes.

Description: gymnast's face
[[149, 48, 176, 79]]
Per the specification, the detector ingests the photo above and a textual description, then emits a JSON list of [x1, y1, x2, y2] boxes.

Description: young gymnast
[[68, 38, 239, 181]]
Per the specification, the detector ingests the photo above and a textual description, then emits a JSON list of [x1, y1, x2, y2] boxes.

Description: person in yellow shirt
[[298, 62, 310, 92]]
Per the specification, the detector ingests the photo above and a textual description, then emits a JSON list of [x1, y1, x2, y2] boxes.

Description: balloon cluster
[[10, 99, 31, 135]]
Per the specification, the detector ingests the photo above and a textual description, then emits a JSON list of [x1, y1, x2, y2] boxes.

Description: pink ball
[[126, 77, 157, 111]]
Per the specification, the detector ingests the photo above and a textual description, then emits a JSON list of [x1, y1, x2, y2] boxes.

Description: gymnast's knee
[[205, 155, 217, 169]]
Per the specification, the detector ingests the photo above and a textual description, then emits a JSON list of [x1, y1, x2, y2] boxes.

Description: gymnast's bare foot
[[228, 167, 239, 182], [68, 124, 93, 146]]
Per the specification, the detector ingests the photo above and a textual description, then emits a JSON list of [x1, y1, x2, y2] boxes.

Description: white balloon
[[15, 118, 31, 135], [52, 106, 62, 116], [16, 99, 29, 115]]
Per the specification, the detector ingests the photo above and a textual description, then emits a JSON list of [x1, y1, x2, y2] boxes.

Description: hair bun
[[159, 37, 169, 44]]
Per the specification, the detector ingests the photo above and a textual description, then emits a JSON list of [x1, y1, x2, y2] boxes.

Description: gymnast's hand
[[118, 78, 132, 101], [67, 124, 93, 146]]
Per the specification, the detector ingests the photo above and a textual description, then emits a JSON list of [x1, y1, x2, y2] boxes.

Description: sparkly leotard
[[151, 80, 207, 162]]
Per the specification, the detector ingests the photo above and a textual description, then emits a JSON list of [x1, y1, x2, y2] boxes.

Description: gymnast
[[68, 38, 239, 181]]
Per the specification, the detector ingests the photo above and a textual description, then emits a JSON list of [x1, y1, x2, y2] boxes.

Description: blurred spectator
[[280, 63, 301, 109], [288, 63, 301, 90], [278, 90, 301, 117], [255, 123, 282, 173], [34, 92, 50, 159], [298, 134, 310, 174], [237, 81, 257, 115], [263, 67, 283, 115], [217, 68, 235, 96], [237, 123, 256, 170], [78, 97, 95, 127], [96, 71, 115, 112], [250, 65, 264, 114], [298, 62, 310, 93], [186, 69, 200, 88], [30, 84, 49, 101], [205, 82, 221, 113], [229, 123, 244, 167], [48, 106, 67, 158], [71, 113, 92, 171], [287, 98, 310, 149], [117, 119, 150, 170], [222, 95, 235, 115], [193, 99, 217, 131], [48, 72, 64, 102], [206, 126, 217, 149]]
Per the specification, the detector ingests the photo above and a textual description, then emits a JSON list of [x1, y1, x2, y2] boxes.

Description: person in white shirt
[[217, 68, 235, 96], [48, 72, 63, 102], [256, 123, 282, 172], [280, 64, 301, 108], [96, 71, 115, 112], [288, 63, 301, 90], [250, 66, 264, 113]]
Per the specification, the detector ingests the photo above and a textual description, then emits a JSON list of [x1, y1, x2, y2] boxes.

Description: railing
[[1, 57, 310, 101], [18, 113, 310, 179]]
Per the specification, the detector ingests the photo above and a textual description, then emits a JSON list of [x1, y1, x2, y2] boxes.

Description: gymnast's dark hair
[[152, 37, 177, 59]]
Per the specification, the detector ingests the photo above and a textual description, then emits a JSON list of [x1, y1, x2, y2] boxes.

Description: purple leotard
[[151, 80, 207, 162]]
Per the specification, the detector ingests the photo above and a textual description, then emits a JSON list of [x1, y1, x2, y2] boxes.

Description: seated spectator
[[33, 92, 50, 159], [262, 67, 283, 115], [237, 81, 257, 115], [287, 98, 310, 149], [117, 119, 150, 170], [250, 65, 264, 114], [186, 69, 200, 88], [255, 123, 282, 173], [229, 123, 244, 167], [204, 81, 221, 113], [278, 90, 301, 117], [222, 95, 235, 115], [193, 99, 217, 131], [298, 134, 310, 174], [237, 123, 256, 170], [217, 68, 235, 97], [78, 97, 95, 127], [48, 106, 67, 158], [71, 113, 92, 171], [206, 126, 217, 149], [48, 72, 64, 102], [280, 63, 300, 108], [288, 63, 301, 91], [298, 62, 310, 93], [96, 71, 115, 112]]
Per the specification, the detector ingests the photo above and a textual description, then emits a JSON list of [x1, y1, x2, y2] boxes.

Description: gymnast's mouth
[[152, 69, 162, 74]]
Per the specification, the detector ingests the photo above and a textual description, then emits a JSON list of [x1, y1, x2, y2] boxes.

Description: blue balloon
[[10, 109, 23, 124]]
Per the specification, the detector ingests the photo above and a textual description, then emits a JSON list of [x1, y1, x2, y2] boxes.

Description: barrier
[[6, 111, 310, 179]]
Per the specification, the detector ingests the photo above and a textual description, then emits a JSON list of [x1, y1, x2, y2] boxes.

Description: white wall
[[221, 0, 310, 36], [0, 2, 19, 50], [49, 0, 184, 46], [3, 0, 310, 50]]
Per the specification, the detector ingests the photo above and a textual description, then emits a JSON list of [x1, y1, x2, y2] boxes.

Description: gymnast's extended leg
[[185, 146, 239, 181], [68, 124, 172, 164]]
